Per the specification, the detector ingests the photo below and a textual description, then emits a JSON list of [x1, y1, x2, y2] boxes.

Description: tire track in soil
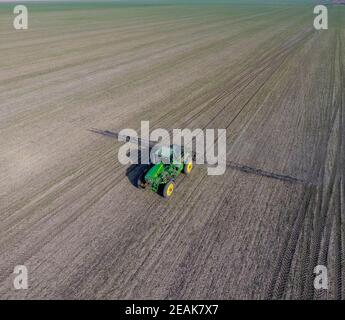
[[266, 28, 344, 300], [303, 30, 345, 300]]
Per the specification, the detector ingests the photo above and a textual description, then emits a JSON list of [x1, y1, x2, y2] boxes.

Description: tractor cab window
[[151, 145, 185, 166], [152, 146, 171, 164]]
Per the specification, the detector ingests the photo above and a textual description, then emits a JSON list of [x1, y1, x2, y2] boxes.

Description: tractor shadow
[[88, 129, 150, 188], [125, 150, 151, 188], [126, 163, 149, 188]]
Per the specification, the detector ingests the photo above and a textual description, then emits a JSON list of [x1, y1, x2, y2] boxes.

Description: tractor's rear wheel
[[184, 161, 193, 175], [163, 180, 175, 198]]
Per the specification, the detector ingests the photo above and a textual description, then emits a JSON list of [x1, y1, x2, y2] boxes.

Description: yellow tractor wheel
[[163, 181, 175, 198], [184, 161, 193, 175]]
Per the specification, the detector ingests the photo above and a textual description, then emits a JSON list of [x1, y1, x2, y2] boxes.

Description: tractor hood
[[145, 162, 164, 182]]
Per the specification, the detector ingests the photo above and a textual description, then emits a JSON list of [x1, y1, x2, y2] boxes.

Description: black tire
[[163, 180, 175, 198], [136, 168, 148, 189]]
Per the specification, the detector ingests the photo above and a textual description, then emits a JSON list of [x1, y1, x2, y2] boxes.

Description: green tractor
[[89, 129, 194, 198], [137, 145, 193, 198]]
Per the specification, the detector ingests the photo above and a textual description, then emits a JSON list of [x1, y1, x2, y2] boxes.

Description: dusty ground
[[0, 2, 344, 299]]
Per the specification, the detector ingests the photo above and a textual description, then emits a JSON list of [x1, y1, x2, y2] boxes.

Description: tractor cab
[[151, 146, 173, 164], [151, 145, 187, 165]]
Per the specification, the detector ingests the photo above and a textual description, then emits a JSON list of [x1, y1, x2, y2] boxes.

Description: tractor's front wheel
[[163, 180, 175, 198], [184, 161, 193, 175]]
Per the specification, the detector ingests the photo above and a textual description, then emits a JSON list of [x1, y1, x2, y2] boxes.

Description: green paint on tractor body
[[137, 145, 193, 198], [145, 162, 184, 193]]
